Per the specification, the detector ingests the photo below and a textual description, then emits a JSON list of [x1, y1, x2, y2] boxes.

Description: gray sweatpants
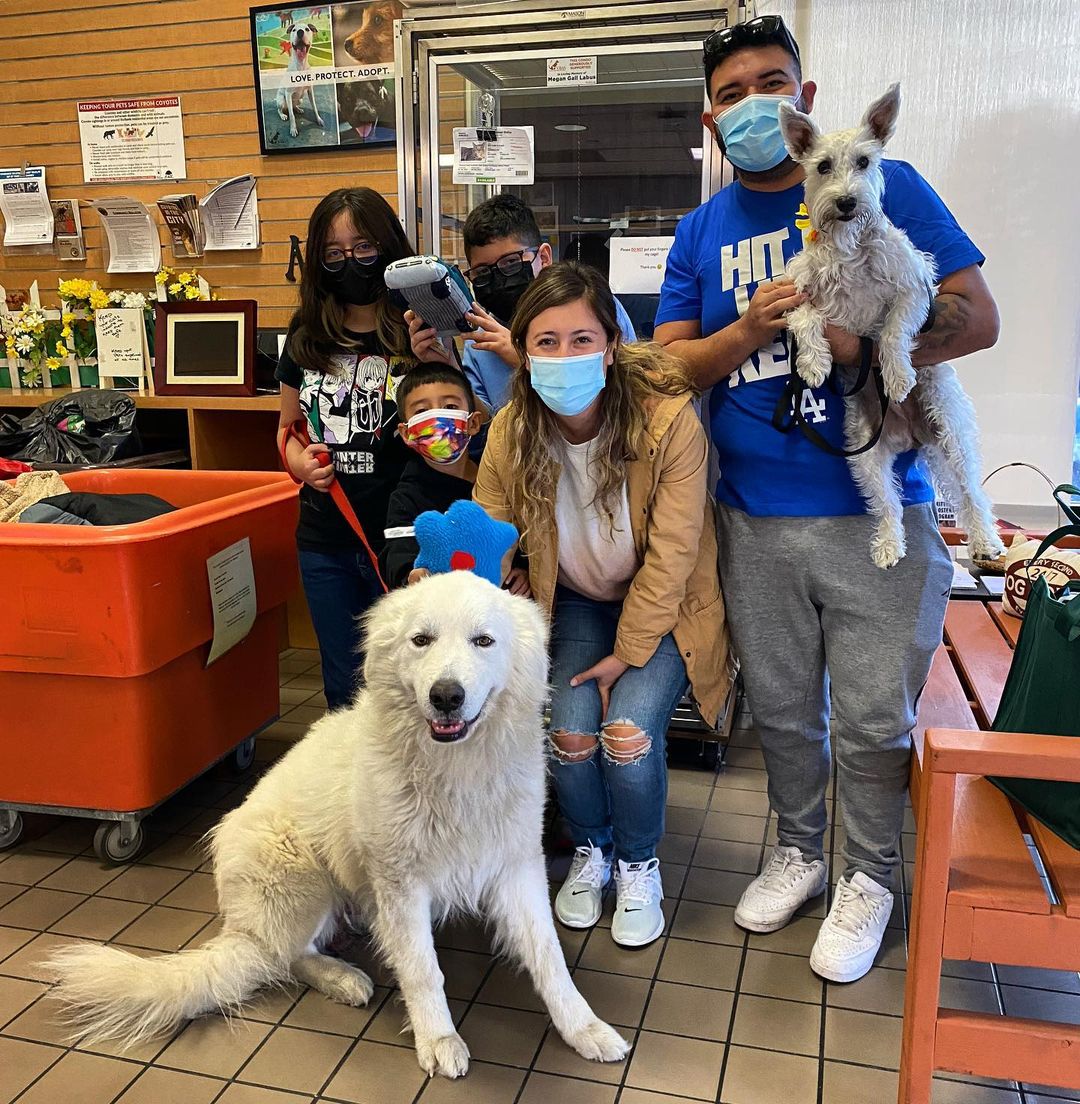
[[716, 502, 952, 887]]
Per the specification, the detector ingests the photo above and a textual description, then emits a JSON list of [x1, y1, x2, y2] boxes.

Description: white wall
[[758, 0, 1080, 509]]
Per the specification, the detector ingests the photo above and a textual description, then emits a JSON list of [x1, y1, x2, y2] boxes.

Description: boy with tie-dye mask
[[381, 365, 530, 593]]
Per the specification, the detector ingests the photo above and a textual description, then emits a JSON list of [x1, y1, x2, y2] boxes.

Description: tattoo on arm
[[916, 293, 971, 353]]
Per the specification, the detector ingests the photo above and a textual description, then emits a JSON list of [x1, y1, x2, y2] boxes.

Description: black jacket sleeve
[[379, 484, 422, 590]]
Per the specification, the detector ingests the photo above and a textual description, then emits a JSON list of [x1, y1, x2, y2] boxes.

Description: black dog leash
[[772, 334, 889, 458]]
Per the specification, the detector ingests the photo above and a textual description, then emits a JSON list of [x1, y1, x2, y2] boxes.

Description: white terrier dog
[[779, 84, 1004, 569]]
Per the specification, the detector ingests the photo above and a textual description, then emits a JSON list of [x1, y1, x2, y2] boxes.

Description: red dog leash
[[279, 419, 388, 593]]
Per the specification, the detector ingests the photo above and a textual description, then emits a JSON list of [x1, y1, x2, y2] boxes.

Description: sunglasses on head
[[703, 15, 801, 69]]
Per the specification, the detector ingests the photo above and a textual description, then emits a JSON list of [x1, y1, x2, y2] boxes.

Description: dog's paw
[[970, 531, 1006, 561], [795, 355, 830, 390], [314, 115, 325, 128], [880, 357, 916, 403], [325, 965, 374, 1007], [289, 125, 299, 138], [416, 1032, 470, 1079], [563, 1018, 630, 1064], [871, 535, 905, 570]]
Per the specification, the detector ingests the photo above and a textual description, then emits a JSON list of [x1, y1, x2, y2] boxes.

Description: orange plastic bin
[[0, 469, 300, 862]]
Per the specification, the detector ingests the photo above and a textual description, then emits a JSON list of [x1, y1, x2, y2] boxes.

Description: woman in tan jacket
[[474, 262, 731, 950]]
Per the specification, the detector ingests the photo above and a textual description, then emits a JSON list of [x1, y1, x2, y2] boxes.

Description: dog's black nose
[[836, 195, 857, 214], [429, 679, 465, 714]]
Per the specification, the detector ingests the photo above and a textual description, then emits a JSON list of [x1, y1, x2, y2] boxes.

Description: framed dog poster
[[153, 300, 258, 396], [249, 2, 400, 155]]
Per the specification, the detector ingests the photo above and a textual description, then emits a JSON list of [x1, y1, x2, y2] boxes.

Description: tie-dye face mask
[[403, 408, 471, 465]]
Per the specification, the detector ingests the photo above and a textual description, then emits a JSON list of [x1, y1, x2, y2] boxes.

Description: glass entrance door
[[425, 42, 718, 337]]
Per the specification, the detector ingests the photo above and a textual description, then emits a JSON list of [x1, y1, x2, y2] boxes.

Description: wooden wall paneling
[[2, 0, 402, 330]]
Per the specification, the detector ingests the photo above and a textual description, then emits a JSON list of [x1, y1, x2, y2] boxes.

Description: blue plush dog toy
[[414, 499, 518, 587]]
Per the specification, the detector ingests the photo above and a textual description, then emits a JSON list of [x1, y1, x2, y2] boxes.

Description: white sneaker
[[554, 845, 611, 929], [734, 845, 828, 933], [611, 858, 665, 947], [810, 871, 893, 983]]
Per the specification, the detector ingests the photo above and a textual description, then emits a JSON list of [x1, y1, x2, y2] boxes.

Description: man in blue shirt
[[410, 195, 635, 416], [655, 16, 999, 983]]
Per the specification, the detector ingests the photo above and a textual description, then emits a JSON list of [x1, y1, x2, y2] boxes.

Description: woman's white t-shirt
[[554, 437, 638, 601]]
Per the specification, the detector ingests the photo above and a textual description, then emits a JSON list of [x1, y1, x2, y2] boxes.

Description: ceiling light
[[690, 147, 703, 161], [554, 123, 588, 132]]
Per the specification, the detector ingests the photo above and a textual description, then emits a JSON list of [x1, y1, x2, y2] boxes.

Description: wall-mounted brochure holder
[[52, 198, 86, 261], [90, 198, 161, 274], [0, 164, 55, 258]]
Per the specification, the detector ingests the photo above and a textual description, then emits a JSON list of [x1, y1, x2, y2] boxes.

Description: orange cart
[[0, 469, 300, 862]]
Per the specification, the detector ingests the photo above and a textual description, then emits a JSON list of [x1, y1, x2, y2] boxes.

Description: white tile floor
[[0, 647, 1077, 1104]]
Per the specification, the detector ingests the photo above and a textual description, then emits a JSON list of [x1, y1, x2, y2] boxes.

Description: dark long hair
[[505, 261, 692, 545], [290, 188, 415, 373]]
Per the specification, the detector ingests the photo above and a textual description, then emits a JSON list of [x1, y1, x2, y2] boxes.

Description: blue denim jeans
[[548, 585, 689, 864], [297, 547, 382, 711]]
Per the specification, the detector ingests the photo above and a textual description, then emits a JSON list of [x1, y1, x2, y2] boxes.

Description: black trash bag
[[0, 413, 37, 461], [1, 390, 141, 466]]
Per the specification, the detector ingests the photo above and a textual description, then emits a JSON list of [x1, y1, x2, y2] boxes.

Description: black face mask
[[321, 256, 387, 306], [473, 263, 534, 324]]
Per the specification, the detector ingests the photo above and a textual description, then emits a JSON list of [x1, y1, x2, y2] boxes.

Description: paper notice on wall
[[608, 236, 674, 295], [546, 56, 597, 86], [77, 97, 187, 184], [201, 175, 260, 250], [206, 538, 257, 666], [0, 166, 53, 246], [452, 127, 534, 185], [90, 198, 161, 273]]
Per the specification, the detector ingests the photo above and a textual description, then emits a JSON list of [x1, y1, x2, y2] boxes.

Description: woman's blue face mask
[[528, 349, 607, 417], [713, 92, 799, 173]]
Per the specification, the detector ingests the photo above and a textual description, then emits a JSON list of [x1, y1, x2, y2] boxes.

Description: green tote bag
[[990, 486, 1080, 849]]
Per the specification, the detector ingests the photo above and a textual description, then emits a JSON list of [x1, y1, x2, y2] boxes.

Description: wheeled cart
[[0, 468, 300, 863]]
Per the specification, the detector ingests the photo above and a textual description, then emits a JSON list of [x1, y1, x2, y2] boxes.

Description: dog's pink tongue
[[432, 720, 464, 735], [354, 123, 375, 139]]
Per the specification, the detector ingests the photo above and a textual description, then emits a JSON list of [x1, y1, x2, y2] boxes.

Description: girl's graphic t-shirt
[[276, 329, 410, 551]]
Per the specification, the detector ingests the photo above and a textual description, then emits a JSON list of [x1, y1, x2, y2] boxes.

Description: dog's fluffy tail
[[47, 930, 277, 1046]]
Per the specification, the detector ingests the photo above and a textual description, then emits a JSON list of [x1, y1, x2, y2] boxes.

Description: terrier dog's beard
[[816, 206, 876, 250]]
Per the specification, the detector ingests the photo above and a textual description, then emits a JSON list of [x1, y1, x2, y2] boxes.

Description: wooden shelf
[[0, 387, 281, 412]]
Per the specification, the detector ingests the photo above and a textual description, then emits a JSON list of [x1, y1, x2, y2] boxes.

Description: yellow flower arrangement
[[58, 277, 97, 305], [1, 306, 65, 388], [156, 265, 211, 303]]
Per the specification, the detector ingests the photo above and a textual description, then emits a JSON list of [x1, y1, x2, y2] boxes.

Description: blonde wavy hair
[[505, 261, 693, 548]]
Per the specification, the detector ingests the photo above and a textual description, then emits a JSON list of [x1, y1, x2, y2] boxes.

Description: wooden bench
[[900, 599, 1080, 1102]]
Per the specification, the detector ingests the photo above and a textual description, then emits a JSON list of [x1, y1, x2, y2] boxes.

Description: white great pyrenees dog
[[49, 572, 628, 1078]]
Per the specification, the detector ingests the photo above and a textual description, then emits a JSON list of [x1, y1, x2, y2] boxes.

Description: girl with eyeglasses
[[276, 187, 415, 710]]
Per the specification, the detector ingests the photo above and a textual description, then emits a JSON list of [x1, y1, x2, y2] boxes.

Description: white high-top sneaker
[[611, 858, 664, 948], [554, 844, 611, 929], [810, 871, 893, 983], [734, 845, 829, 933]]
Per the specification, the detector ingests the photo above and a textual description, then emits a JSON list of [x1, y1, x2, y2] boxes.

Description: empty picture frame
[[153, 299, 258, 396]]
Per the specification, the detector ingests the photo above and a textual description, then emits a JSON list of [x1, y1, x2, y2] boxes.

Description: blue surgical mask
[[528, 350, 606, 417], [714, 93, 797, 173]]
